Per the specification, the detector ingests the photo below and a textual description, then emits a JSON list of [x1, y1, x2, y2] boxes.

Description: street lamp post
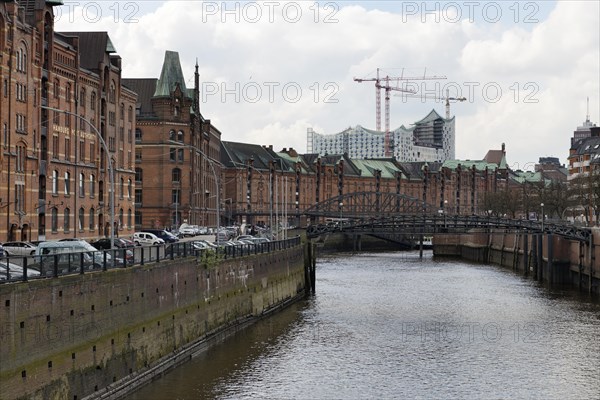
[[42, 106, 115, 252], [339, 201, 343, 230], [540, 202, 544, 232]]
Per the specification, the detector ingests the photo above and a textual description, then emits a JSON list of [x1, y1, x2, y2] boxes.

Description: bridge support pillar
[[536, 234, 543, 282], [304, 242, 317, 294], [589, 234, 594, 294], [419, 235, 424, 260], [523, 233, 529, 277], [578, 240, 584, 289], [547, 234, 554, 283], [353, 235, 362, 252]]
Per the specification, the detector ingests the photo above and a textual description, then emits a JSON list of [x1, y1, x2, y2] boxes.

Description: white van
[[35, 240, 110, 274], [133, 232, 165, 246]]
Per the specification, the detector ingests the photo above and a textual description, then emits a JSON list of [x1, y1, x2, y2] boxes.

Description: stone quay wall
[[0, 245, 306, 400]]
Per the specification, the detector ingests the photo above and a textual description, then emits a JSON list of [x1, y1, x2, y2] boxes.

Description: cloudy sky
[[55, 1, 599, 171]]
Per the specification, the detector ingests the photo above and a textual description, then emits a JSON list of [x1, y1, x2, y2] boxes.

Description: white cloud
[[56, 1, 599, 169]]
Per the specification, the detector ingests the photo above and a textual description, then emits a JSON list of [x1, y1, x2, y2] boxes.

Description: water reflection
[[126, 251, 600, 400]]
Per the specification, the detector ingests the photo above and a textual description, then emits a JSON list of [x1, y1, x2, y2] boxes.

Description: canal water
[[126, 251, 600, 399]]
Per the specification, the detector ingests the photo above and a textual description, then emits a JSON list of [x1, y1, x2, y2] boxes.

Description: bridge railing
[[0, 236, 302, 284], [306, 214, 592, 242]]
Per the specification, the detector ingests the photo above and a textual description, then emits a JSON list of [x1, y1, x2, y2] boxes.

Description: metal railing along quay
[[0, 237, 302, 284]]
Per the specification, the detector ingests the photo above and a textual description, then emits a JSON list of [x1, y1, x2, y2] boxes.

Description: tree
[[543, 180, 569, 220]]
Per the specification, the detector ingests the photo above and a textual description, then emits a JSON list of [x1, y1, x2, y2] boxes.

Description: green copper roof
[[512, 171, 548, 184], [442, 159, 498, 171], [153, 51, 187, 97], [350, 159, 401, 179], [105, 36, 116, 53]]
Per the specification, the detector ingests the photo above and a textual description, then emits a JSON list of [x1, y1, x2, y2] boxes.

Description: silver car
[[2, 241, 38, 256], [0, 260, 41, 281]]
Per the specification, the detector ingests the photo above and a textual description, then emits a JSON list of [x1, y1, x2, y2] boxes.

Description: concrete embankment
[[0, 244, 307, 400], [433, 229, 599, 295]]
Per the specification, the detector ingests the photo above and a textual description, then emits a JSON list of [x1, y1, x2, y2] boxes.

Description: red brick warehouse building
[[0, 0, 136, 241], [124, 51, 222, 231]]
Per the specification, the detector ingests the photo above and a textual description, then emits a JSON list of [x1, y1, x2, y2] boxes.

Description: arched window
[[90, 91, 96, 110], [120, 103, 124, 120], [64, 171, 71, 195], [78, 207, 85, 231], [169, 130, 176, 141], [127, 179, 132, 198], [16, 45, 28, 73], [172, 168, 181, 183], [119, 177, 124, 198], [64, 208, 70, 232], [80, 88, 86, 109], [53, 78, 60, 99], [51, 208, 58, 232], [52, 170, 58, 194], [119, 209, 124, 230], [89, 174, 96, 197], [128, 106, 133, 122], [127, 209, 132, 228], [89, 208, 95, 230], [79, 172, 85, 196], [66, 83, 71, 103], [177, 130, 184, 142], [109, 80, 116, 103]]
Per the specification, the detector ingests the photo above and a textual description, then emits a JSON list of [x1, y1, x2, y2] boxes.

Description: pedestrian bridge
[[305, 192, 592, 243]]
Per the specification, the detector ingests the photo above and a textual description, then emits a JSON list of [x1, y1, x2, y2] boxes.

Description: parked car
[[190, 241, 211, 250], [133, 232, 165, 246], [0, 244, 6, 258], [1, 241, 38, 256], [91, 238, 135, 264], [0, 260, 41, 281], [178, 224, 197, 238], [91, 238, 135, 250], [191, 240, 218, 250], [141, 229, 179, 243]]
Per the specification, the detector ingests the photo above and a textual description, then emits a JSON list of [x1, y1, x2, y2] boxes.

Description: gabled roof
[[397, 162, 430, 180], [221, 141, 293, 172], [349, 159, 402, 179], [58, 32, 115, 71], [122, 79, 157, 116], [153, 51, 188, 98], [483, 149, 507, 169]]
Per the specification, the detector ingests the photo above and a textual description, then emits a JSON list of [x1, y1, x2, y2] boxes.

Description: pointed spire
[[153, 50, 187, 97], [194, 58, 200, 117]]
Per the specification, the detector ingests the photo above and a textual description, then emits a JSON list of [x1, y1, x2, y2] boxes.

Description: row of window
[[133, 129, 185, 143], [49, 207, 133, 233], [47, 81, 134, 123], [133, 168, 183, 184], [50, 170, 133, 199]]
